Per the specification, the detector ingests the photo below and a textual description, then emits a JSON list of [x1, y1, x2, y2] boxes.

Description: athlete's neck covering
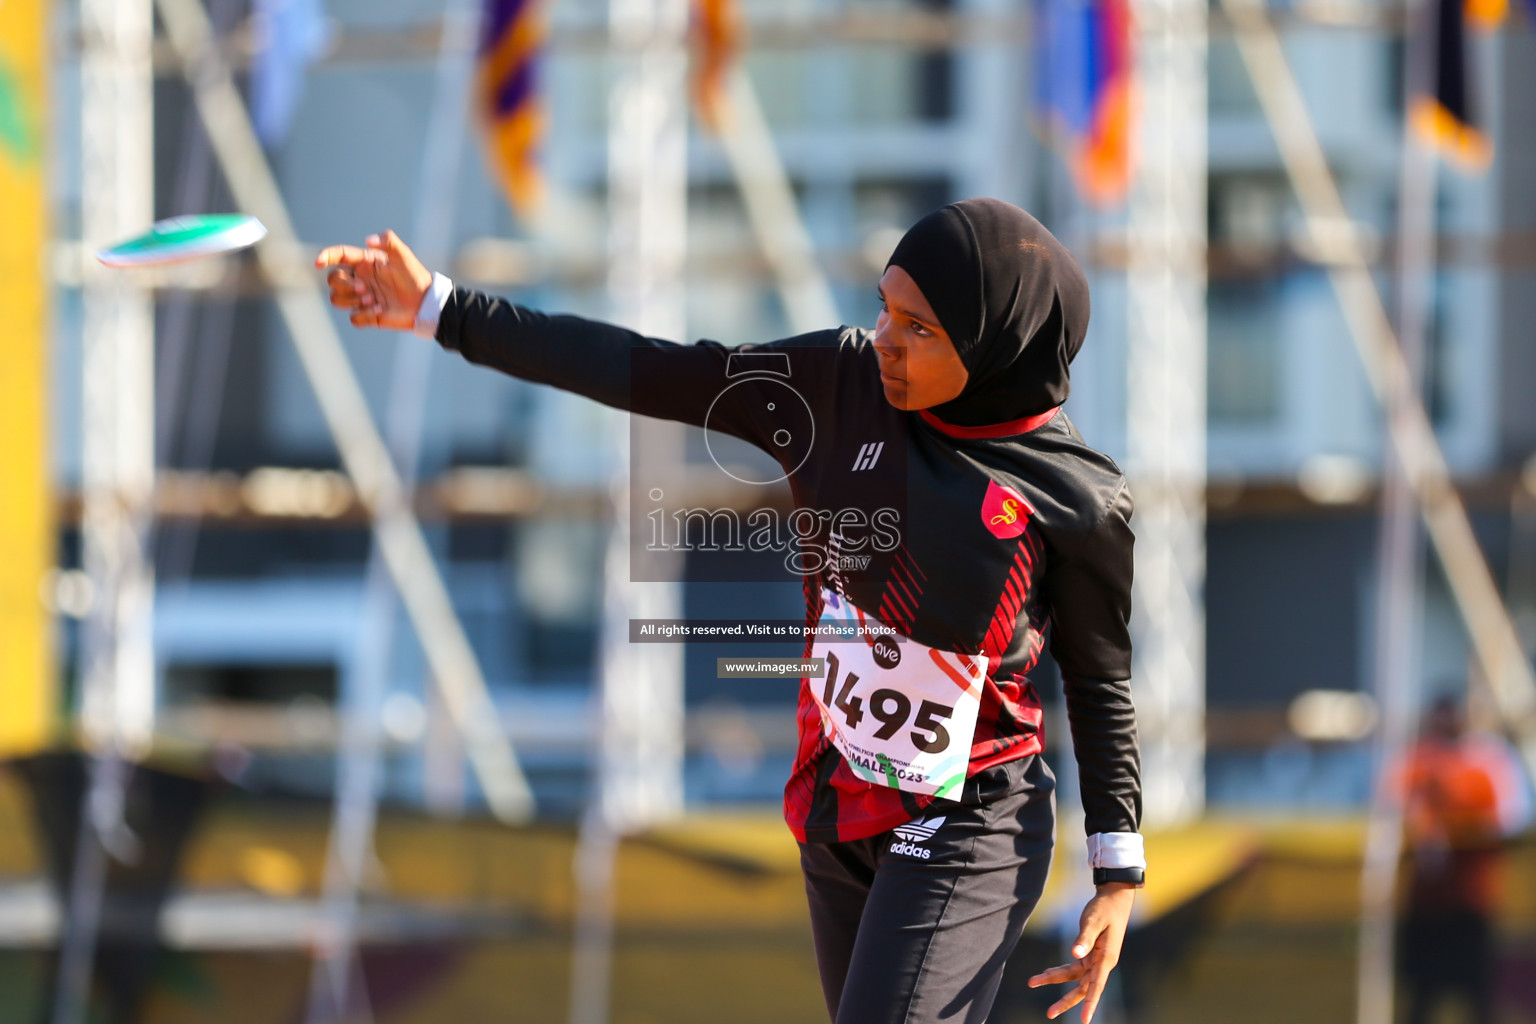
[[886, 198, 1089, 427]]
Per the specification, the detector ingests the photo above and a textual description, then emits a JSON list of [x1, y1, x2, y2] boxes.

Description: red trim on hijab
[[918, 406, 1062, 439]]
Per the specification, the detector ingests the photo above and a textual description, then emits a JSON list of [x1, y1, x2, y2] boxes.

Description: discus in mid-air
[[95, 214, 267, 269]]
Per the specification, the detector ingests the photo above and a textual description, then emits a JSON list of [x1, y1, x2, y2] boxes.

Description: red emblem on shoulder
[[981, 480, 1034, 539]]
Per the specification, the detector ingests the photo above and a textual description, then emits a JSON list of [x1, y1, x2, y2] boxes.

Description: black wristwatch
[[1093, 866, 1145, 887]]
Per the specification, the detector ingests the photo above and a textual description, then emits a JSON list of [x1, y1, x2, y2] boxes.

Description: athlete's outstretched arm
[[435, 287, 732, 425], [316, 231, 837, 445]]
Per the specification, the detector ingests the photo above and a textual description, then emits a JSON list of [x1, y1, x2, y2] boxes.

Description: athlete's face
[[873, 265, 969, 411]]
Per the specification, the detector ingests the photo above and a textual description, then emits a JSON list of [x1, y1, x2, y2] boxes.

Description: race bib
[[809, 589, 987, 800]]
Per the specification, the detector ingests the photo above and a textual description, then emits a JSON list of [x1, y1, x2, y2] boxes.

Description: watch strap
[[1093, 866, 1145, 886]]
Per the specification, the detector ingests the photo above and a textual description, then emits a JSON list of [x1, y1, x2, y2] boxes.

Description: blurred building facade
[[39, 0, 1536, 814]]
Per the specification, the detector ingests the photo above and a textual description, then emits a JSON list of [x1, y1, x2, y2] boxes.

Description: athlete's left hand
[[1026, 882, 1137, 1022]]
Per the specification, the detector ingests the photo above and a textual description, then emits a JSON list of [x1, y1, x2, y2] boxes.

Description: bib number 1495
[[822, 650, 953, 753]]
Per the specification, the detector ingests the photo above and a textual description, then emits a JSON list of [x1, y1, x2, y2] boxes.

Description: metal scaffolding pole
[[57, 4, 156, 1021], [1357, 5, 1440, 1021], [79, 0, 156, 758], [304, 2, 486, 1021], [1125, 0, 1209, 826], [154, 0, 534, 823], [569, 0, 689, 1020], [1218, 0, 1536, 788], [599, 0, 687, 839]]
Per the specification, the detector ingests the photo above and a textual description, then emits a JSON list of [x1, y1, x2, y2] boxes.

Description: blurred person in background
[[317, 198, 1144, 1024], [1396, 693, 1531, 1024]]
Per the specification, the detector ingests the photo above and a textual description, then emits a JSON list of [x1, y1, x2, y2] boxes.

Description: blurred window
[[164, 662, 337, 705], [1423, 272, 1453, 426], [689, 180, 761, 272], [1384, 38, 1405, 116], [550, 52, 610, 134], [915, 0, 956, 122], [1209, 172, 1288, 254], [747, 51, 815, 127], [441, 380, 537, 469], [1207, 172, 1286, 423], [847, 47, 924, 125], [1208, 38, 1262, 117], [513, 517, 605, 681], [448, 557, 521, 688], [1208, 280, 1283, 423], [842, 0, 956, 127], [843, 49, 952, 125]]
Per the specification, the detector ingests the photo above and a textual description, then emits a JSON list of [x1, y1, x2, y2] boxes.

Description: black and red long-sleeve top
[[434, 287, 1142, 846]]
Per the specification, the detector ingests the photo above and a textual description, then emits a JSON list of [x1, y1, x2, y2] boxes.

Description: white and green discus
[[96, 214, 267, 268]]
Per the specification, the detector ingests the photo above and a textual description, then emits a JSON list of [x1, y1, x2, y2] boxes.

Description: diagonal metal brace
[[154, 0, 534, 823], [1218, 0, 1536, 780]]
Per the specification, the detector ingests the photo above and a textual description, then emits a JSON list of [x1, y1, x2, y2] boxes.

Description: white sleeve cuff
[[413, 271, 454, 338], [1087, 832, 1146, 870]]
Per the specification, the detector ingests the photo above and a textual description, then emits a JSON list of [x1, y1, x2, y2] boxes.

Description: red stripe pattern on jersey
[[786, 530, 1048, 843], [876, 545, 926, 636]]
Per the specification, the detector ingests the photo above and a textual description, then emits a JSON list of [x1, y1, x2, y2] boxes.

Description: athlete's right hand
[[315, 230, 433, 331]]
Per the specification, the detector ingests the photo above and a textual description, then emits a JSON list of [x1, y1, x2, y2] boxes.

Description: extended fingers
[[1046, 981, 1087, 1020], [326, 267, 376, 310], [369, 229, 411, 259], [1078, 960, 1112, 1023], [1027, 962, 1086, 988], [1033, 941, 1112, 1022], [315, 243, 375, 268]]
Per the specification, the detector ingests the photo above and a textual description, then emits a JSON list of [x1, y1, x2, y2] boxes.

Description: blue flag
[[1033, 0, 1134, 205], [251, 0, 333, 145]]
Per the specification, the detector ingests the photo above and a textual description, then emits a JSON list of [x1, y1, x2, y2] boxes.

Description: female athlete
[[318, 197, 1144, 1024]]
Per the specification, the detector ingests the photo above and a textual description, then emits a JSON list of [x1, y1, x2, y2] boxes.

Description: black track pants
[[798, 755, 1056, 1024]]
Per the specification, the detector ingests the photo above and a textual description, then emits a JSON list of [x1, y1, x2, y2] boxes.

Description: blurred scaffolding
[[8, 0, 1536, 1022]]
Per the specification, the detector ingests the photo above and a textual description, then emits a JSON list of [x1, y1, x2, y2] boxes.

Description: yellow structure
[[0, 0, 54, 754]]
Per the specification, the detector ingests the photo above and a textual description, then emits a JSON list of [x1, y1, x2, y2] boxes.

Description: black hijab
[[885, 198, 1090, 427]]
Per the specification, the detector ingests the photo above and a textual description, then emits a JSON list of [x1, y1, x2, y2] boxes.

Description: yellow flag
[[0, 0, 55, 755]]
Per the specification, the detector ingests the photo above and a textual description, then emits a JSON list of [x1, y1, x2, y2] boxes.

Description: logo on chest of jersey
[[981, 480, 1035, 540], [851, 442, 885, 472]]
